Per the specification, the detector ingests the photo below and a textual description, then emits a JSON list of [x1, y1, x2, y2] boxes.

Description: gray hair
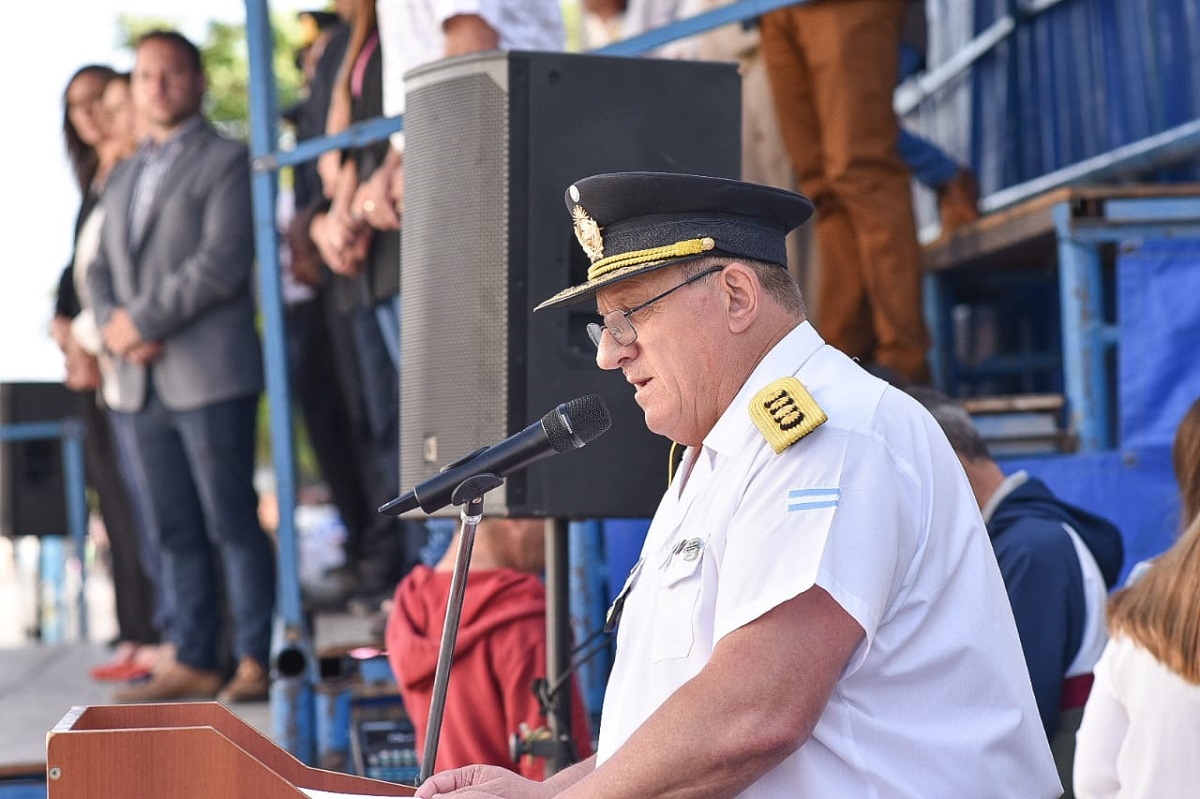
[[906, 386, 992, 462], [682, 255, 806, 318]]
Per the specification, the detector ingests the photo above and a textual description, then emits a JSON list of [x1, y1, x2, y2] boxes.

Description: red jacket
[[386, 566, 594, 779]]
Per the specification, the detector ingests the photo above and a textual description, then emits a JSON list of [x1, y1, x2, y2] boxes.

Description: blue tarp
[[1117, 238, 1200, 451], [1001, 446, 1181, 585], [968, 0, 1200, 192]]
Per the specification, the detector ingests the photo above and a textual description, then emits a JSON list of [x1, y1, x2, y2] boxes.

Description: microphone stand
[[418, 472, 504, 785]]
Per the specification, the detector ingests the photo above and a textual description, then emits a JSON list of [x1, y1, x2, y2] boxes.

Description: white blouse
[[1074, 634, 1200, 798]]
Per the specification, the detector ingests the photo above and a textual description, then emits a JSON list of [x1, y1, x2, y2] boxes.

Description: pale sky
[[2, 1, 311, 382]]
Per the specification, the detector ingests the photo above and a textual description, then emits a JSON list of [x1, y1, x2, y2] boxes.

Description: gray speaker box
[[400, 50, 740, 518]]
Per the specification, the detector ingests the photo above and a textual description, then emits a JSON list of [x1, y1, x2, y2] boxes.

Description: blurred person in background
[[1074, 427, 1200, 799], [52, 64, 162, 682], [387, 517, 593, 779], [908, 386, 1124, 798], [759, 0, 931, 383], [309, 0, 429, 610], [88, 31, 275, 705], [281, 6, 389, 609]]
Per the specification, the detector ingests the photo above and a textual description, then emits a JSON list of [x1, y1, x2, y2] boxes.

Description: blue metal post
[[243, 0, 317, 763], [922, 272, 951, 391], [1053, 202, 1110, 452], [60, 418, 89, 640], [568, 520, 612, 735]]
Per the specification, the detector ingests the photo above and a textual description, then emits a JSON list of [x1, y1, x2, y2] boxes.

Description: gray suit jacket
[[88, 120, 263, 413]]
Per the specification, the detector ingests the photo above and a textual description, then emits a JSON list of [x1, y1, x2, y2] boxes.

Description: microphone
[[379, 394, 612, 516]]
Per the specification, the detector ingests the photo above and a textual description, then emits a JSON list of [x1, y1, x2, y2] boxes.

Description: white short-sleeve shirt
[[598, 322, 1060, 798], [376, 0, 564, 148]]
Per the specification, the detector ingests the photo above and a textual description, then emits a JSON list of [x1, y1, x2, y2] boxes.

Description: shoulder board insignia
[[749, 377, 827, 453]]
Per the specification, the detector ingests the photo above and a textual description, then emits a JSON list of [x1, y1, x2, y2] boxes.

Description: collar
[[980, 469, 1029, 524], [702, 320, 824, 458], [140, 114, 206, 154]]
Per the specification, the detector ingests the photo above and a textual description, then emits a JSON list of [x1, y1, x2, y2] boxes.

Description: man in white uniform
[[416, 172, 1060, 798]]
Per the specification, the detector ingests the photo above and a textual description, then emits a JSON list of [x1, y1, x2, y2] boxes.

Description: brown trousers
[[760, 0, 930, 383]]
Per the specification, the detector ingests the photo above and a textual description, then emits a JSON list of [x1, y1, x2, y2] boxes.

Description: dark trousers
[[287, 295, 375, 557], [348, 298, 427, 588], [78, 390, 158, 645], [108, 409, 173, 638], [117, 387, 276, 671]]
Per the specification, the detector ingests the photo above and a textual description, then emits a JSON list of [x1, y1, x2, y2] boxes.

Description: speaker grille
[[402, 62, 511, 508]]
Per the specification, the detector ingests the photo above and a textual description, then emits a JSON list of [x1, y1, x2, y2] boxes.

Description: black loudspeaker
[[1, 382, 78, 536], [400, 50, 740, 518]]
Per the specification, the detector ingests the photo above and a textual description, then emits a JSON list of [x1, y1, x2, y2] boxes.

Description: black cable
[[539, 635, 613, 708]]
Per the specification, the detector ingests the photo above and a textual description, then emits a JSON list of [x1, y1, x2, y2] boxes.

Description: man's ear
[[720, 262, 759, 333]]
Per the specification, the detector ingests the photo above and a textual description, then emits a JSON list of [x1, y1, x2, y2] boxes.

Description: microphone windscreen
[[543, 394, 612, 452]]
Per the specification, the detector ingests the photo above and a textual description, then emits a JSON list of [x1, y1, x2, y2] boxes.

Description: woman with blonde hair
[[1172, 397, 1200, 528], [1073, 397, 1200, 797]]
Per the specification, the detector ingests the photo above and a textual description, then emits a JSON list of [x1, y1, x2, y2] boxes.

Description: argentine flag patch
[[787, 488, 841, 513]]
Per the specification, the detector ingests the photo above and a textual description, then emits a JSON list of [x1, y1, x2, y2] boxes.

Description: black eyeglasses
[[586, 266, 723, 349]]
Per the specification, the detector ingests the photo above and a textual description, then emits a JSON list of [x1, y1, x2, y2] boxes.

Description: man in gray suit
[[88, 30, 276, 704]]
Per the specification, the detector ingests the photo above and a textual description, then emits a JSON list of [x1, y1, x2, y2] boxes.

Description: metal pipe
[[591, 0, 809, 57], [981, 119, 1200, 213], [244, 0, 316, 763], [254, 115, 404, 172], [544, 517, 573, 777]]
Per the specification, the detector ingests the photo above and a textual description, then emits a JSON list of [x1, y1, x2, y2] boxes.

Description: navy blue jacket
[[988, 476, 1124, 734]]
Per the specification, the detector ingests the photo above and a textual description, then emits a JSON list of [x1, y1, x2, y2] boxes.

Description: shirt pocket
[[651, 548, 705, 663]]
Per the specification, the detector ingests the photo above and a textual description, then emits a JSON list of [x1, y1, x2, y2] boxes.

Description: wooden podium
[[45, 703, 414, 798]]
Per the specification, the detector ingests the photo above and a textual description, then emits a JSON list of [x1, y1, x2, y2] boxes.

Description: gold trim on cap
[[749, 377, 827, 454], [587, 237, 714, 281]]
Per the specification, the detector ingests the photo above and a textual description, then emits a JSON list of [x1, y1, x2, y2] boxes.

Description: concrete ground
[[0, 530, 378, 773]]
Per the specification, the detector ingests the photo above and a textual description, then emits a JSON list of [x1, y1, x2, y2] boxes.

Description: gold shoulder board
[[749, 377, 827, 454]]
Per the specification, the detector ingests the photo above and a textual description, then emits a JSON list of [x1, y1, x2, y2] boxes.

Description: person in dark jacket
[[908, 387, 1123, 799]]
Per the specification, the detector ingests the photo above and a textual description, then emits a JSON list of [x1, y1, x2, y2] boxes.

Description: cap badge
[[571, 204, 605, 263], [749, 377, 828, 453]]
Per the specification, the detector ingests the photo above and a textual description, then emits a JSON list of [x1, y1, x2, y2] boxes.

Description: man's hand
[[443, 14, 500, 56], [50, 314, 73, 352], [310, 210, 369, 277], [126, 341, 164, 366], [317, 150, 342, 200], [387, 155, 405, 220], [354, 159, 402, 231], [415, 765, 555, 798], [63, 337, 101, 391], [102, 308, 145, 356]]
